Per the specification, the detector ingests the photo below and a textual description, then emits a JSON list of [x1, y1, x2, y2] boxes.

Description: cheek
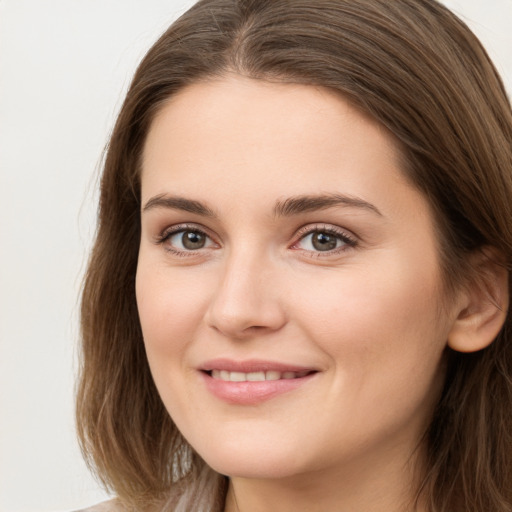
[[136, 263, 211, 359], [285, 258, 449, 456], [291, 252, 449, 390], [135, 263, 213, 425]]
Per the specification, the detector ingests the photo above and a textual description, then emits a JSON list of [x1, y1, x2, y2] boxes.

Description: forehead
[[144, 76, 398, 155], [141, 76, 406, 202]]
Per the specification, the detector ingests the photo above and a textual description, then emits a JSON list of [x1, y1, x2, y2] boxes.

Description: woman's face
[[136, 76, 461, 480]]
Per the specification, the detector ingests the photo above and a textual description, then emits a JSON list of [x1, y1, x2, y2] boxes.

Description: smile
[[210, 370, 312, 382], [199, 360, 318, 404]]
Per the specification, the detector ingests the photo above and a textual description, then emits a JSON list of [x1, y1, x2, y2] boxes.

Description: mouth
[[199, 359, 319, 404], [206, 369, 315, 382]]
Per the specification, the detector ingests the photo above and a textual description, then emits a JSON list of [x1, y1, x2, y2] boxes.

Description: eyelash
[[292, 224, 358, 257], [154, 223, 358, 258], [154, 223, 216, 257]]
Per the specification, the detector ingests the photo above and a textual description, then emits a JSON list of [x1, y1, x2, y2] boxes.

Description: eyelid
[[154, 223, 219, 256], [290, 223, 358, 254], [153, 221, 358, 258]]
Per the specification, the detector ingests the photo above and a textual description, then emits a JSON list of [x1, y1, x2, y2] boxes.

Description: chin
[[206, 455, 303, 480], [195, 439, 309, 480]]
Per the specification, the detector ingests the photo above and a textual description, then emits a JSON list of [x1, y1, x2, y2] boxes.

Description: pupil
[[312, 232, 337, 251], [182, 231, 205, 250]]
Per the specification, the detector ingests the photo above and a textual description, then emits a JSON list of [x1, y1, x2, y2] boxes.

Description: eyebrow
[[142, 194, 217, 217], [141, 192, 382, 218], [273, 193, 382, 217]]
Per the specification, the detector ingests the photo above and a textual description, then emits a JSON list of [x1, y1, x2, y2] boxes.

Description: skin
[[136, 75, 466, 511]]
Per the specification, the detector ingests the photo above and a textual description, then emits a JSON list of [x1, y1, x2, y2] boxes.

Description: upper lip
[[199, 358, 317, 373]]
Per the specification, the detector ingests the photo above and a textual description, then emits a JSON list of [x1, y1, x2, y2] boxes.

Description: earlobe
[[447, 247, 509, 353]]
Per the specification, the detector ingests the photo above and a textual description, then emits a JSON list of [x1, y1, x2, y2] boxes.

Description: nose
[[205, 250, 287, 339]]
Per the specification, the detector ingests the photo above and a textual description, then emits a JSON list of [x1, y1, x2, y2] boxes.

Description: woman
[[76, 0, 512, 510]]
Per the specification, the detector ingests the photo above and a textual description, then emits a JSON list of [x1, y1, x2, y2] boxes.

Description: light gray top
[[75, 500, 123, 512]]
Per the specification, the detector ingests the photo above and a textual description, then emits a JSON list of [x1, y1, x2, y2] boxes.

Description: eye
[[157, 225, 217, 254], [169, 230, 211, 250], [293, 225, 357, 254], [298, 231, 345, 252]]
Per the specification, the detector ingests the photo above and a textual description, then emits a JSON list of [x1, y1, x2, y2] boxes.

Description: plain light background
[[0, 1, 511, 511]]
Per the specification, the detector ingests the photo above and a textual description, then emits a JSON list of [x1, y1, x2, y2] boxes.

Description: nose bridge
[[206, 244, 286, 338]]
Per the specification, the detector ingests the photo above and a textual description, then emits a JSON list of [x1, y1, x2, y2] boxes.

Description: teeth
[[230, 371, 245, 382], [247, 371, 266, 381], [265, 370, 280, 381], [210, 370, 307, 382]]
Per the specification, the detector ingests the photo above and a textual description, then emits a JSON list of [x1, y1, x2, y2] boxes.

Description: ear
[[448, 247, 509, 353]]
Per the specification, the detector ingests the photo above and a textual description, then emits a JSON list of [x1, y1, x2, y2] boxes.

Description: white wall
[[0, 2, 195, 511], [0, 1, 510, 511]]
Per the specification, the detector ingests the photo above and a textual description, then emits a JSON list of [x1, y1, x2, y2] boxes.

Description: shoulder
[[74, 499, 124, 512]]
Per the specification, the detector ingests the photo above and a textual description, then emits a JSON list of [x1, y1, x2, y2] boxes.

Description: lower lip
[[200, 372, 317, 405]]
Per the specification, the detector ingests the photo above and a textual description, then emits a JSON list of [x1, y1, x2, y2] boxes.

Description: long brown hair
[[76, 1, 512, 510]]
